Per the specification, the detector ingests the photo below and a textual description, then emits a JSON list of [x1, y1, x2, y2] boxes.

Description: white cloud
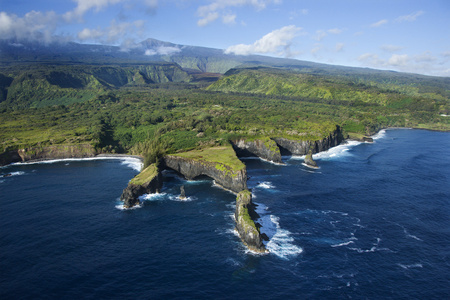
[[197, 12, 219, 26], [335, 43, 344, 52], [0, 11, 60, 43], [222, 14, 237, 25], [77, 20, 145, 44], [414, 52, 436, 63], [311, 45, 322, 55], [442, 51, 450, 58], [388, 54, 409, 66], [314, 30, 327, 41], [65, 0, 123, 21], [381, 44, 404, 52], [357, 53, 384, 66], [328, 28, 343, 35], [225, 25, 302, 57], [370, 19, 388, 28], [197, 0, 281, 26], [145, 46, 181, 56], [395, 11, 424, 22]]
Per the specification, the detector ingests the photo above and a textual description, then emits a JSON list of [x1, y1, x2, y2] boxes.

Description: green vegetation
[[0, 61, 449, 162], [171, 145, 245, 176], [130, 164, 158, 185], [236, 190, 258, 233]]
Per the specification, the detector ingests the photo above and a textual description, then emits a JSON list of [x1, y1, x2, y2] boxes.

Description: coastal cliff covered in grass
[[120, 164, 162, 208], [163, 145, 247, 193]]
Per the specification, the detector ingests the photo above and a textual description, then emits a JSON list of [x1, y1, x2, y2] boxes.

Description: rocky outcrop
[[120, 164, 163, 208], [163, 154, 247, 194], [235, 190, 267, 253], [231, 138, 282, 163], [362, 136, 374, 143], [17, 144, 97, 162], [273, 125, 344, 155], [0, 144, 97, 167], [304, 150, 318, 168], [0, 150, 22, 166]]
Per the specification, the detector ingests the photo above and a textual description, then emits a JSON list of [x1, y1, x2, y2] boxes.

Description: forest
[[1, 59, 449, 164]]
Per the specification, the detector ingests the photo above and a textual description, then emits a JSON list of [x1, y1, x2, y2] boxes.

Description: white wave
[[256, 181, 275, 189], [398, 263, 423, 270], [139, 193, 167, 201], [168, 195, 197, 202], [12, 156, 143, 171], [2, 171, 25, 177], [120, 158, 143, 172], [301, 162, 320, 170], [288, 140, 361, 162], [331, 240, 355, 248], [372, 129, 386, 140], [266, 215, 303, 259], [185, 179, 211, 185], [313, 140, 362, 160], [115, 203, 143, 210], [348, 237, 391, 253], [406, 234, 423, 241]]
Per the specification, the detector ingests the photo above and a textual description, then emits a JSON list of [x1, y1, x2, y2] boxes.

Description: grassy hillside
[[1, 40, 449, 162], [0, 63, 190, 109]]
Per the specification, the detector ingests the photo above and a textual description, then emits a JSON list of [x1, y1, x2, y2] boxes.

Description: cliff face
[[163, 155, 247, 193], [0, 150, 22, 166], [235, 190, 267, 253], [0, 144, 97, 166], [273, 126, 344, 155], [304, 150, 318, 168], [231, 138, 282, 163], [120, 170, 163, 208], [17, 144, 97, 162]]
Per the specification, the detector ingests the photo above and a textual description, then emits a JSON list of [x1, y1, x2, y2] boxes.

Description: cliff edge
[[163, 146, 247, 193], [273, 125, 344, 156], [231, 137, 282, 164], [120, 164, 163, 208], [235, 190, 268, 253]]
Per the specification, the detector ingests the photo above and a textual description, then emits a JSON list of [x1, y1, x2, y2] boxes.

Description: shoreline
[[3, 154, 144, 168]]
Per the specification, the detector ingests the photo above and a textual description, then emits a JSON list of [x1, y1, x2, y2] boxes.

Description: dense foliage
[[1, 64, 449, 161]]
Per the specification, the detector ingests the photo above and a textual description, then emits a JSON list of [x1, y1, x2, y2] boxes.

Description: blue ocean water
[[1, 129, 449, 299]]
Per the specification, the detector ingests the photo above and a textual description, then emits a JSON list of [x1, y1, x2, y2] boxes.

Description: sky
[[1, 0, 449, 77]]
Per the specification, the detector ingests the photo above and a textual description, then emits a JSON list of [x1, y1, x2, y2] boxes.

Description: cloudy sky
[[1, 0, 449, 76]]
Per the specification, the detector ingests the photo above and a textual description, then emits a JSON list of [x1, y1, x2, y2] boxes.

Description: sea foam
[[265, 215, 303, 259], [256, 181, 275, 189], [11, 156, 143, 172]]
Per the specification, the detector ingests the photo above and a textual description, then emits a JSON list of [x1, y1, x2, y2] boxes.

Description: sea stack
[[235, 190, 268, 253], [179, 185, 186, 200], [304, 150, 318, 168]]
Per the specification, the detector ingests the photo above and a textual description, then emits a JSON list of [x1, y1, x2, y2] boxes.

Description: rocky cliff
[[163, 154, 247, 193], [235, 190, 267, 253], [231, 138, 282, 163], [273, 125, 344, 155], [0, 144, 97, 166], [304, 150, 318, 168], [120, 164, 163, 208], [16, 144, 97, 162]]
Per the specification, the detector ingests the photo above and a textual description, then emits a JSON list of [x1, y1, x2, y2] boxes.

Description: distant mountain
[[3, 37, 444, 77]]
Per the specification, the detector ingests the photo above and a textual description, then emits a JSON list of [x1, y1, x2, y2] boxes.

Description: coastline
[[3, 154, 144, 168]]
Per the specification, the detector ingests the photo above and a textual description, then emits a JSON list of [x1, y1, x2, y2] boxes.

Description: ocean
[[1, 129, 449, 299]]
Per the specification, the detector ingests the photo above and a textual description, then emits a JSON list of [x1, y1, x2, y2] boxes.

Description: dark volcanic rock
[[179, 185, 186, 200], [304, 150, 318, 168], [235, 190, 267, 253], [273, 125, 344, 155], [231, 138, 282, 163], [363, 136, 374, 143], [162, 155, 247, 193], [120, 171, 163, 208]]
